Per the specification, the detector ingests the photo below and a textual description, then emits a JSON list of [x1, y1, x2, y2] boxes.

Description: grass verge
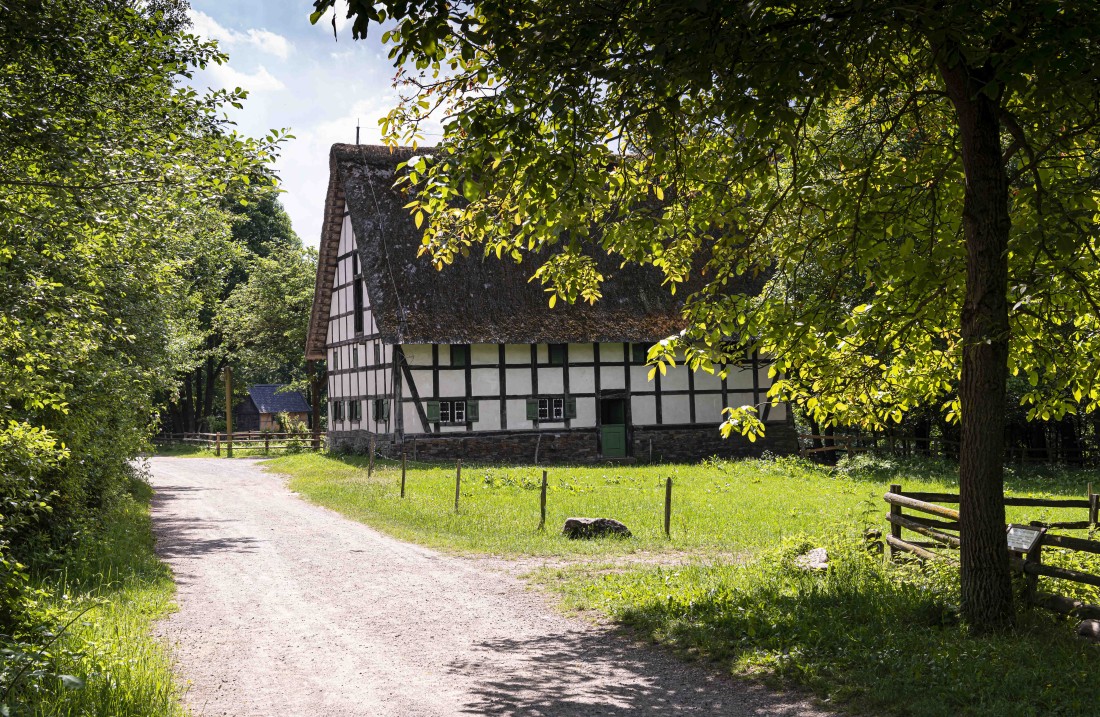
[[269, 451, 1100, 716], [267, 452, 1094, 557], [544, 537, 1100, 717], [3, 471, 184, 717]]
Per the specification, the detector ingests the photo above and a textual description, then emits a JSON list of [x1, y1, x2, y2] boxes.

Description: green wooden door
[[600, 398, 628, 458]]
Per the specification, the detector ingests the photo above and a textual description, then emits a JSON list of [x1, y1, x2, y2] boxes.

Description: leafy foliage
[[1, 0, 284, 711], [314, 0, 1100, 628]]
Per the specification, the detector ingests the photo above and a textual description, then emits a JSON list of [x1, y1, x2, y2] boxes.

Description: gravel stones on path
[[148, 457, 834, 717]]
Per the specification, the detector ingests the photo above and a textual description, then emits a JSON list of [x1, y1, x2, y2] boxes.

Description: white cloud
[[207, 63, 286, 92], [188, 10, 293, 59]]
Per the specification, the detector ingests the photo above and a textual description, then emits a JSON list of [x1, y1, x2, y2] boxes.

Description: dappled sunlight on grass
[[550, 539, 1100, 717]]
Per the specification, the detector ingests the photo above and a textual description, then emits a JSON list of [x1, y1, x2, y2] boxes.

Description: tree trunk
[[940, 60, 1015, 632], [181, 373, 194, 433]]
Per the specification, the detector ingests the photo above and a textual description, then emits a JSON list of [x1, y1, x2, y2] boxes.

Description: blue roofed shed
[[233, 384, 311, 432]]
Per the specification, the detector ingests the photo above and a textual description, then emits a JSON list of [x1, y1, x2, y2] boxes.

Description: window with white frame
[[527, 396, 576, 422], [427, 399, 478, 424]]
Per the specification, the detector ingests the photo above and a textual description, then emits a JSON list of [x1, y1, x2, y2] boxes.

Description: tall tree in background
[[314, 0, 1100, 631], [0, 0, 283, 550], [165, 190, 309, 433]]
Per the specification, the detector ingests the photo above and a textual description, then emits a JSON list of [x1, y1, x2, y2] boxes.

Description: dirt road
[[149, 457, 832, 716]]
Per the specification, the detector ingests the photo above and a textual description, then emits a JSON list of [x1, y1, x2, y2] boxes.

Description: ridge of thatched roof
[[306, 143, 759, 357]]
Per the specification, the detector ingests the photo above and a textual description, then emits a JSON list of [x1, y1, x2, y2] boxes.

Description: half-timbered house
[[305, 144, 797, 461]]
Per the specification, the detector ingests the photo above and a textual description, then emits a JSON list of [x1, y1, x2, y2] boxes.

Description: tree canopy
[[0, 0, 283, 591], [313, 0, 1100, 631]]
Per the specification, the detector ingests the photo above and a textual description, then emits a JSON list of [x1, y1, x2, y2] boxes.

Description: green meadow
[[268, 452, 1100, 717]]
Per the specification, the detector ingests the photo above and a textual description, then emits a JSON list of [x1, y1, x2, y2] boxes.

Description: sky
[[186, 1, 431, 248]]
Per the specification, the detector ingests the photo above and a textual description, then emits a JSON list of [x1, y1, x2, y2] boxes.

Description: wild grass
[[268, 452, 1096, 558], [269, 451, 1100, 716], [544, 537, 1100, 717], [3, 474, 184, 717], [151, 443, 216, 458]]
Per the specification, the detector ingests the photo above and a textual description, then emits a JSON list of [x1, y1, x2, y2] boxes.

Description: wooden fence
[[154, 431, 322, 455], [799, 431, 1100, 465], [799, 433, 960, 461], [884, 484, 1100, 630]]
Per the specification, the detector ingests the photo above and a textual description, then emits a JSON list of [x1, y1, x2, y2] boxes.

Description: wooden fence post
[[454, 460, 462, 513], [368, 436, 376, 478], [538, 470, 547, 531], [1090, 483, 1098, 536], [264, 435, 270, 455], [888, 484, 902, 560], [664, 477, 673, 538], [215, 433, 221, 457], [400, 450, 407, 499], [224, 365, 233, 458]]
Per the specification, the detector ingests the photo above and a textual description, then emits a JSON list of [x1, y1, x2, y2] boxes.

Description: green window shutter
[[466, 400, 479, 422], [426, 400, 440, 422], [382, 401, 390, 421], [565, 397, 577, 419], [526, 399, 539, 421], [549, 343, 567, 365], [450, 344, 470, 367], [632, 343, 648, 364]]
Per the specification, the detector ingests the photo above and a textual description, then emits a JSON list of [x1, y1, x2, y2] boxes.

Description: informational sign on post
[[1006, 524, 1045, 554]]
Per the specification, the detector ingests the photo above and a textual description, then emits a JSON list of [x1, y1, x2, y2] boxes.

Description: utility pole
[[224, 364, 233, 458]]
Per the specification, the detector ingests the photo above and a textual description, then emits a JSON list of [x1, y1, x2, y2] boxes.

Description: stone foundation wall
[[631, 421, 798, 463], [329, 420, 797, 464]]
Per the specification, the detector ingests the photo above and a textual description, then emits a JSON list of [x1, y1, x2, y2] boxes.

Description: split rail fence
[[154, 431, 323, 455], [884, 483, 1100, 629]]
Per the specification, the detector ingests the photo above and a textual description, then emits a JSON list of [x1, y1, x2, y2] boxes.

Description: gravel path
[[149, 457, 833, 717]]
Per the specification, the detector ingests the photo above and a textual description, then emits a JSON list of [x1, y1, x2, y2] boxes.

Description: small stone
[[1077, 619, 1100, 643], [795, 547, 829, 571], [562, 517, 632, 539]]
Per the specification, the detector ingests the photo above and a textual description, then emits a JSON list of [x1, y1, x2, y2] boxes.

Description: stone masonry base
[[329, 420, 797, 464]]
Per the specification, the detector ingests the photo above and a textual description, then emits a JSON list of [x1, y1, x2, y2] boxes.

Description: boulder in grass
[[795, 547, 829, 571], [1078, 619, 1100, 643], [562, 517, 632, 539]]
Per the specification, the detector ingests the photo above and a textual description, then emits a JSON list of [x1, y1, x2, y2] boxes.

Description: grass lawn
[[267, 451, 1100, 717], [3, 472, 185, 717], [151, 443, 217, 458]]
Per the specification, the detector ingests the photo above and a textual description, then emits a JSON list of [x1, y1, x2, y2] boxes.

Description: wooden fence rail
[[154, 431, 322, 454], [883, 483, 1100, 628]]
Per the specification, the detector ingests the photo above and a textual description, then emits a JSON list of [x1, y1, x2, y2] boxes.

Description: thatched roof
[[306, 144, 759, 357]]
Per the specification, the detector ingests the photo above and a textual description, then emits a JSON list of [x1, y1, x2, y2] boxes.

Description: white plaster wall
[[694, 369, 723, 392], [506, 399, 532, 429], [661, 366, 689, 392], [410, 370, 434, 398], [694, 393, 726, 424], [437, 370, 465, 396], [471, 368, 499, 396], [631, 395, 657, 425], [477, 401, 501, 431], [505, 344, 529, 364], [537, 367, 564, 394], [662, 394, 692, 424], [726, 365, 756, 391], [628, 365, 651, 392], [603, 343, 626, 363], [568, 365, 594, 393], [404, 345, 433, 366], [505, 369, 532, 395], [602, 365, 626, 391], [574, 396, 597, 427], [471, 344, 497, 365], [570, 343, 595, 362]]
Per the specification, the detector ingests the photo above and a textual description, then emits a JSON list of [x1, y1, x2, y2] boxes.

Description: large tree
[[315, 0, 1100, 631], [0, 0, 283, 548]]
